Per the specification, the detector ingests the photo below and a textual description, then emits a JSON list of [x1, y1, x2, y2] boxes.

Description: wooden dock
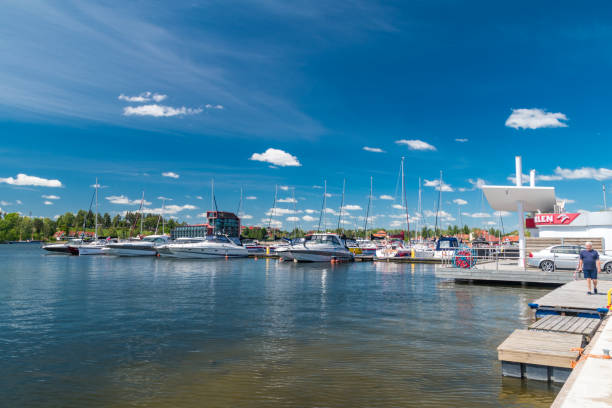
[[497, 330, 582, 382], [529, 315, 600, 341], [435, 260, 612, 285], [496, 280, 611, 386], [374, 256, 442, 264], [531, 280, 612, 316]]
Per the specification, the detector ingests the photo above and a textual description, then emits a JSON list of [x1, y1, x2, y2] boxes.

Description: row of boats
[[42, 233, 462, 262]]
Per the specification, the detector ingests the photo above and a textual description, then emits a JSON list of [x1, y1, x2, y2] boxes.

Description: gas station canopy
[[481, 185, 557, 212]]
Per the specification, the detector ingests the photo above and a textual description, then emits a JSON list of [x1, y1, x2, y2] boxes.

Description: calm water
[[1, 245, 560, 407]]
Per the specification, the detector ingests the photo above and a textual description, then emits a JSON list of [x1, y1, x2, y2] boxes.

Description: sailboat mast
[[323, 180, 327, 232], [139, 191, 144, 235], [363, 176, 372, 239], [317, 180, 327, 233], [162, 199, 166, 235], [267, 184, 278, 234], [417, 177, 422, 241], [401, 157, 409, 242], [337, 178, 346, 232], [95, 178, 99, 239]]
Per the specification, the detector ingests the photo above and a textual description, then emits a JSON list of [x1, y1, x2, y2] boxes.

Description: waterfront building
[[171, 211, 241, 239]]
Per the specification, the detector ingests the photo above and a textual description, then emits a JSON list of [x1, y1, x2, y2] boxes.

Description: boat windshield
[[308, 235, 341, 245]]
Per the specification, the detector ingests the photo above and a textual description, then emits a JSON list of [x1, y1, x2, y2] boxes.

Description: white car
[[527, 245, 612, 273]]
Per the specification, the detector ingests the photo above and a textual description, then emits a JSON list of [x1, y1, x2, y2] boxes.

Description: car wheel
[[605, 262, 612, 274], [540, 260, 555, 272]]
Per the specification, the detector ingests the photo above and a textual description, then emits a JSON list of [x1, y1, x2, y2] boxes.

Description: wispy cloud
[[162, 171, 180, 179], [246, 196, 257, 200], [453, 198, 467, 205], [302, 215, 316, 222], [123, 104, 203, 117], [250, 148, 301, 167], [363, 146, 384, 153], [455, 138, 468, 143], [424, 179, 453, 192], [143, 204, 197, 215], [106, 195, 151, 205], [379, 194, 393, 200], [205, 104, 224, 110], [552, 166, 612, 181], [43, 201, 53, 205], [395, 139, 436, 151], [342, 204, 362, 211], [505, 108, 568, 129], [118, 91, 167, 103], [278, 197, 297, 203], [0, 173, 62, 187], [42, 194, 60, 200]]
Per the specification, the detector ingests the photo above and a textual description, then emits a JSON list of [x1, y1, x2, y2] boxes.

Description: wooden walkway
[[435, 262, 612, 285], [532, 280, 612, 314], [529, 315, 600, 340], [498, 330, 583, 368]]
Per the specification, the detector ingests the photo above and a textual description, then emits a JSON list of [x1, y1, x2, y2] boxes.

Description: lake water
[[0, 245, 560, 407]]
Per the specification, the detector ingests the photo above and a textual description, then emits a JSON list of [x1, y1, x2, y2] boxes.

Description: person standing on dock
[[578, 241, 601, 295]]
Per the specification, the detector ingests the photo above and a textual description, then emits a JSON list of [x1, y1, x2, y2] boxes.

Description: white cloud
[[286, 216, 300, 222], [196, 196, 203, 200], [205, 104, 224, 110], [0, 173, 62, 187], [250, 148, 301, 167], [342, 204, 362, 211], [453, 198, 468, 205], [239, 213, 253, 220], [379, 195, 393, 200], [455, 138, 468, 143], [42, 194, 60, 200], [0, 200, 11, 206], [395, 139, 436, 151], [16, 200, 22, 204], [302, 215, 317, 222], [324, 208, 339, 216], [392, 204, 405, 210], [246, 196, 257, 200], [424, 179, 454, 192], [118, 92, 167, 103], [144, 204, 197, 215], [557, 197, 575, 204], [304, 209, 318, 214], [486, 221, 497, 226], [552, 166, 612, 181], [467, 212, 491, 218], [505, 108, 568, 130], [162, 171, 180, 179], [106, 195, 152, 206], [278, 197, 297, 203], [325, 193, 332, 198], [279, 186, 290, 191], [266, 208, 298, 216], [363, 146, 384, 153], [423, 210, 453, 219], [123, 104, 202, 117], [390, 220, 404, 227], [43, 201, 53, 205], [493, 211, 511, 217], [468, 178, 487, 189]]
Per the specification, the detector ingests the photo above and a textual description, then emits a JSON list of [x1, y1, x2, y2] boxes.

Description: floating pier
[[435, 260, 612, 285], [497, 281, 611, 386]]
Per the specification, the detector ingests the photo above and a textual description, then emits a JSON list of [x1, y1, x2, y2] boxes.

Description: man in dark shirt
[[578, 242, 601, 295]]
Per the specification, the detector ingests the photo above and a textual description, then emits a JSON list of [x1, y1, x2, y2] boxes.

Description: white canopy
[[481, 185, 556, 212]]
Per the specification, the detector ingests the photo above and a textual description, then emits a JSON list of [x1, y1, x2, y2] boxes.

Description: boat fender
[[528, 303, 538, 309]]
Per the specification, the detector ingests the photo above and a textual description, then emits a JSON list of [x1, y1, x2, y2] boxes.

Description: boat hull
[[42, 244, 71, 254], [157, 246, 248, 259], [103, 244, 157, 256], [284, 249, 354, 262]]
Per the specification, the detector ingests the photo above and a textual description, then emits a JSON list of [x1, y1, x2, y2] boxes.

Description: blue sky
[[1, 1, 612, 231]]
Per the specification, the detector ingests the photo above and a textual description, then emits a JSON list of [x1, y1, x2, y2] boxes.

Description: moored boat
[[283, 233, 354, 262], [157, 235, 248, 259], [103, 235, 169, 256]]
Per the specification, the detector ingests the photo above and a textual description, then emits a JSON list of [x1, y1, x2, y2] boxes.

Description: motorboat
[[241, 239, 266, 255], [67, 238, 115, 256], [42, 239, 84, 254], [375, 240, 413, 259], [156, 235, 249, 259], [356, 239, 378, 256], [283, 233, 354, 262], [103, 235, 169, 256]]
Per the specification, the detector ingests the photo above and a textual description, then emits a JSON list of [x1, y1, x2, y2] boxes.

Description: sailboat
[[67, 178, 113, 255]]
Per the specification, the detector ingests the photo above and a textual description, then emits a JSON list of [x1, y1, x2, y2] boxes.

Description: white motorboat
[[375, 240, 413, 259], [103, 235, 169, 256], [68, 239, 114, 256], [283, 233, 354, 262], [156, 235, 249, 259]]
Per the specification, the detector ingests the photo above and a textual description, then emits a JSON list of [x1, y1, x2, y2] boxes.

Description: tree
[[103, 213, 111, 228]]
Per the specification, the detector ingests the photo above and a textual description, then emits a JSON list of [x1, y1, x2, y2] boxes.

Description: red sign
[[534, 213, 580, 225]]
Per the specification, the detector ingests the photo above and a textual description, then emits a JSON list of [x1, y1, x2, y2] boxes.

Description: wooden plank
[[498, 330, 582, 368]]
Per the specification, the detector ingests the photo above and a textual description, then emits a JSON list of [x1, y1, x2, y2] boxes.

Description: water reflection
[[0, 246, 556, 407]]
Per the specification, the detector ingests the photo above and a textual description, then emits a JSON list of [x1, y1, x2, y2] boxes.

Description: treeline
[[0, 211, 183, 242]]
